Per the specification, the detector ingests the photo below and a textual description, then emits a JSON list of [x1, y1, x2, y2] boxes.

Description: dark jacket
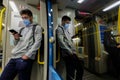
[[104, 30, 119, 53]]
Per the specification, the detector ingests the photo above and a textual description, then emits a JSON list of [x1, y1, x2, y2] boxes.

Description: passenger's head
[[107, 26, 114, 32], [61, 15, 71, 29], [20, 9, 33, 26]]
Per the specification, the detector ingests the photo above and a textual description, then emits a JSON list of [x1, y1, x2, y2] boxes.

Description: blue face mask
[[23, 19, 31, 27], [64, 23, 69, 29]]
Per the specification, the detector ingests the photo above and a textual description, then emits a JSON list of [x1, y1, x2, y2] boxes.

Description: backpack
[[32, 24, 44, 63]]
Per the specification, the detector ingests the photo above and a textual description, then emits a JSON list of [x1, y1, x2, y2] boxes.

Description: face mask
[[64, 23, 69, 29], [111, 31, 114, 34], [23, 19, 31, 27]]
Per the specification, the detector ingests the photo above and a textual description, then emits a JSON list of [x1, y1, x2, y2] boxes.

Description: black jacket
[[104, 30, 119, 52]]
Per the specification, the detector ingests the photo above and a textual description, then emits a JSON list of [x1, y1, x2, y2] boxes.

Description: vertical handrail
[[117, 6, 120, 34], [94, 23, 101, 58], [0, 8, 5, 43], [74, 19, 79, 54], [117, 6, 120, 43]]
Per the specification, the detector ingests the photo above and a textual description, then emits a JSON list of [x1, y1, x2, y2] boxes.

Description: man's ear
[[30, 16, 33, 22]]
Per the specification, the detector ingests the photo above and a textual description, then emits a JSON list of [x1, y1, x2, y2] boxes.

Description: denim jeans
[[0, 58, 34, 80]]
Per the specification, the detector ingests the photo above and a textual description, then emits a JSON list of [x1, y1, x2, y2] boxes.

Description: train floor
[[0, 67, 118, 80], [83, 69, 117, 80]]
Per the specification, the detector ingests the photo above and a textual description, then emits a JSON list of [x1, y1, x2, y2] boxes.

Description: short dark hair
[[62, 15, 71, 21], [20, 9, 33, 17]]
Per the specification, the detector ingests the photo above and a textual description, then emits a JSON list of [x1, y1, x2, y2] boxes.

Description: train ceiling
[[0, 0, 119, 15], [18, 0, 119, 14], [56, 0, 118, 14]]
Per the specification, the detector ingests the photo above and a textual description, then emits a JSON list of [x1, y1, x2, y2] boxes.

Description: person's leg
[[0, 59, 17, 80], [115, 49, 120, 79], [76, 59, 84, 80], [72, 55, 84, 80], [111, 49, 119, 77], [63, 56, 75, 80], [16, 58, 33, 80]]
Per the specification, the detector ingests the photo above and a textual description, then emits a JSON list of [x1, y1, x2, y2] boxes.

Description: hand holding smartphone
[[9, 29, 22, 37], [9, 29, 18, 34]]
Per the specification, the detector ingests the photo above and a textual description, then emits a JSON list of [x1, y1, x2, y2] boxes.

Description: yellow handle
[[0, 8, 6, 43], [37, 32, 45, 64], [117, 7, 120, 43], [56, 47, 60, 63], [37, 43, 61, 64], [37, 49, 45, 64], [94, 22, 101, 58]]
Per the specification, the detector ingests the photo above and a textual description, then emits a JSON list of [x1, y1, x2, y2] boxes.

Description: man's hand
[[117, 45, 120, 48], [22, 55, 29, 60], [12, 33, 20, 40], [72, 51, 77, 55]]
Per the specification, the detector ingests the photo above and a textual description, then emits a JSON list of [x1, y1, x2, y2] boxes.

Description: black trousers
[[107, 47, 120, 78], [63, 54, 84, 80]]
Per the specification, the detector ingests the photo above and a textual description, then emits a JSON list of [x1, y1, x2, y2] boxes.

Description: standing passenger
[[0, 9, 42, 80], [104, 27, 120, 79], [56, 15, 84, 80]]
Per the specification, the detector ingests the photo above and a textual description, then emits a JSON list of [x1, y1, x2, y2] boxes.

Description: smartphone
[[9, 29, 22, 37], [9, 29, 18, 34]]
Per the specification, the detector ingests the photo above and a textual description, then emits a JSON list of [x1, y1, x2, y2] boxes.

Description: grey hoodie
[[11, 23, 42, 60]]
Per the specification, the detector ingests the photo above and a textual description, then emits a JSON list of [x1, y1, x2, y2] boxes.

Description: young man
[[0, 9, 42, 80], [56, 15, 84, 80]]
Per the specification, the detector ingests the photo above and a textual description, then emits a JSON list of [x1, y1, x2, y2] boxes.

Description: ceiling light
[[67, 12, 71, 16], [9, 1, 19, 12], [103, 1, 120, 12], [77, 0, 84, 4]]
